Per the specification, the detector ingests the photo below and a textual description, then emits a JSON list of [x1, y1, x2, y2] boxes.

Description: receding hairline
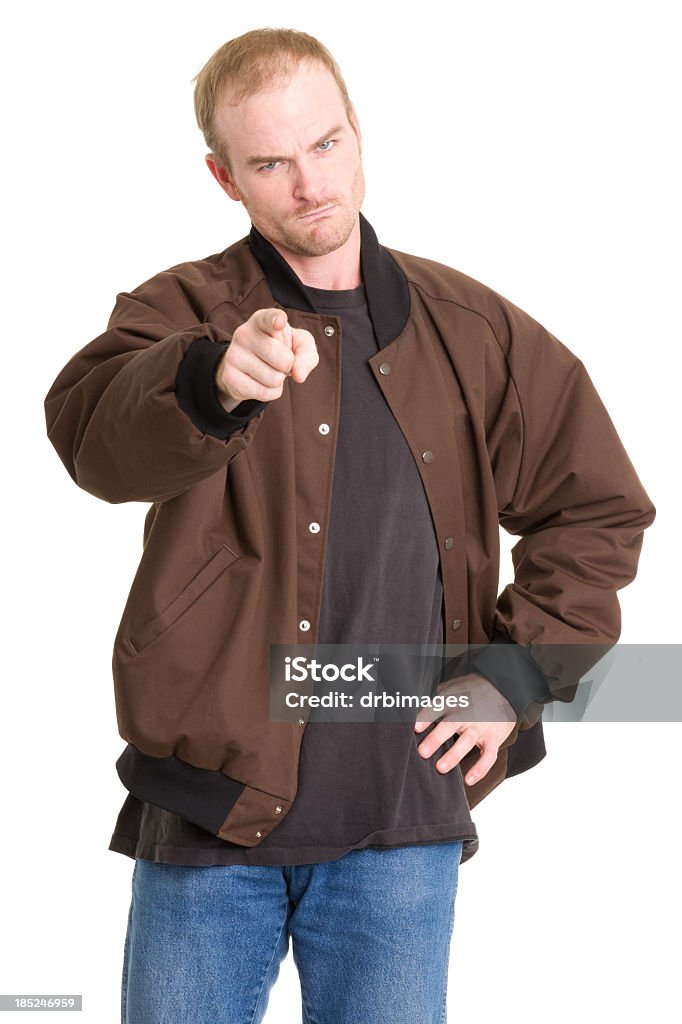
[[218, 54, 347, 107], [211, 60, 354, 172], [192, 30, 354, 171]]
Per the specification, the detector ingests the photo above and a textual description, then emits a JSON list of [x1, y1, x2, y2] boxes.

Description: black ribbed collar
[[247, 212, 410, 349]]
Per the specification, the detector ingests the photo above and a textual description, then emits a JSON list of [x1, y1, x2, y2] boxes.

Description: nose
[[292, 158, 326, 204]]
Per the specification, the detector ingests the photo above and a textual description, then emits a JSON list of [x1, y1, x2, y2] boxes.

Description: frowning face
[[206, 59, 365, 260]]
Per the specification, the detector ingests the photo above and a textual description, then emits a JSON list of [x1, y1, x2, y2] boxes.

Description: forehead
[[214, 60, 349, 159]]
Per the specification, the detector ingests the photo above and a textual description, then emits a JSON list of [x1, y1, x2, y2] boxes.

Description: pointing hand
[[215, 308, 319, 412]]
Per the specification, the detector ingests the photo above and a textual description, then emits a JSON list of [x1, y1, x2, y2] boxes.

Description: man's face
[[207, 60, 365, 258]]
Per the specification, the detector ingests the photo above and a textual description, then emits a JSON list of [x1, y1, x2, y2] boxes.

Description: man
[[44, 27, 655, 1024]]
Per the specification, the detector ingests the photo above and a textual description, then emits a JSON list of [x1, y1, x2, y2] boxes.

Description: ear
[[205, 153, 242, 202], [348, 104, 362, 157]]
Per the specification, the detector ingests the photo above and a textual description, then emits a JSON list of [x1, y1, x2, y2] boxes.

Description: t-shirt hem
[[108, 820, 479, 867]]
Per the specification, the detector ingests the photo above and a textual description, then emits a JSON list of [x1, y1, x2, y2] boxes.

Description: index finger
[[289, 328, 319, 382]]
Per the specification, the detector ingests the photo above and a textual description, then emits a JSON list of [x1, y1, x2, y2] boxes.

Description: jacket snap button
[[298, 717, 305, 727], [324, 325, 335, 337], [255, 831, 262, 838], [319, 423, 330, 434], [275, 805, 282, 814], [451, 618, 462, 631], [379, 362, 391, 375], [309, 522, 320, 534], [444, 537, 454, 549], [299, 620, 311, 631], [422, 451, 434, 463]]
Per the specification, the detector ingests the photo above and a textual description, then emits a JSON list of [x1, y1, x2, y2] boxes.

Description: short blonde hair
[[192, 28, 353, 170]]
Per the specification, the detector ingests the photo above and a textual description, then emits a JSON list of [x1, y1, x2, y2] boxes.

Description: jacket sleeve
[[466, 293, 656, 726], [44, 269, 268, 504]]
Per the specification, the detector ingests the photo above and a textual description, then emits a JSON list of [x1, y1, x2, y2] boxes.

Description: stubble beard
[[247, 167, 365, 259]]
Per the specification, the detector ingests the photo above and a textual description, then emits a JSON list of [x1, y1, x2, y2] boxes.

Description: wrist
[[216, 389, 242, 414], [214, 362, 241, 413]]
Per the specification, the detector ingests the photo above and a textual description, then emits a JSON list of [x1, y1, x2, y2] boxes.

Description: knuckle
[[263, 337, 278, 363], [261, 378, 285, 401], [269, 339, 294, 373], [232, 325, 253, 351]]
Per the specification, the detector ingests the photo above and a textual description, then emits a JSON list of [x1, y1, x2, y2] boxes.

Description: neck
[[269, 219, 362, 290]]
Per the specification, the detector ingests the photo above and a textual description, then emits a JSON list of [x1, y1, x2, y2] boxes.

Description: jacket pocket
[[125, 543, 240, 654]]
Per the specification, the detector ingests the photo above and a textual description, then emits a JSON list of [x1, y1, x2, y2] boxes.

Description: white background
[[1, 0, 678, 1020]]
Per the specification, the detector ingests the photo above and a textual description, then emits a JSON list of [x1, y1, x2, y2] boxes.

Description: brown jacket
[[44, 215, 656, 846]]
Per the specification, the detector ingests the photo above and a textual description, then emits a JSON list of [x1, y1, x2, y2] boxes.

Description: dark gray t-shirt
[[108, 281, 479, 866]]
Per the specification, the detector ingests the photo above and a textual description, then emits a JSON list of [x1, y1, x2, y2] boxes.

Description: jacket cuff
[[466, 628, 553, 720], [175, 336, 268, 440]]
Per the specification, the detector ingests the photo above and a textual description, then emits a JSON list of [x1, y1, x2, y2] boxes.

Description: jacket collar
[[247, 212, 410, 349]]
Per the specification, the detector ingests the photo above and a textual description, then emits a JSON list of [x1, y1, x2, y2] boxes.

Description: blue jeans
[[121, 839, 464, 1023]]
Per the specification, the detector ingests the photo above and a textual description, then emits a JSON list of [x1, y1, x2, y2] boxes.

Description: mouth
[[300, 204, 337, 220]]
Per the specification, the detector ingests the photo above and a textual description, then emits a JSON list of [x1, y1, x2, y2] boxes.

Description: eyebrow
[[245, 125, 347, 167]]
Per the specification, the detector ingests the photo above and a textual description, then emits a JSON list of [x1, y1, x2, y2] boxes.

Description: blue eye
[[318, 140, 335, 152], [260, 161, 281, 172]]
